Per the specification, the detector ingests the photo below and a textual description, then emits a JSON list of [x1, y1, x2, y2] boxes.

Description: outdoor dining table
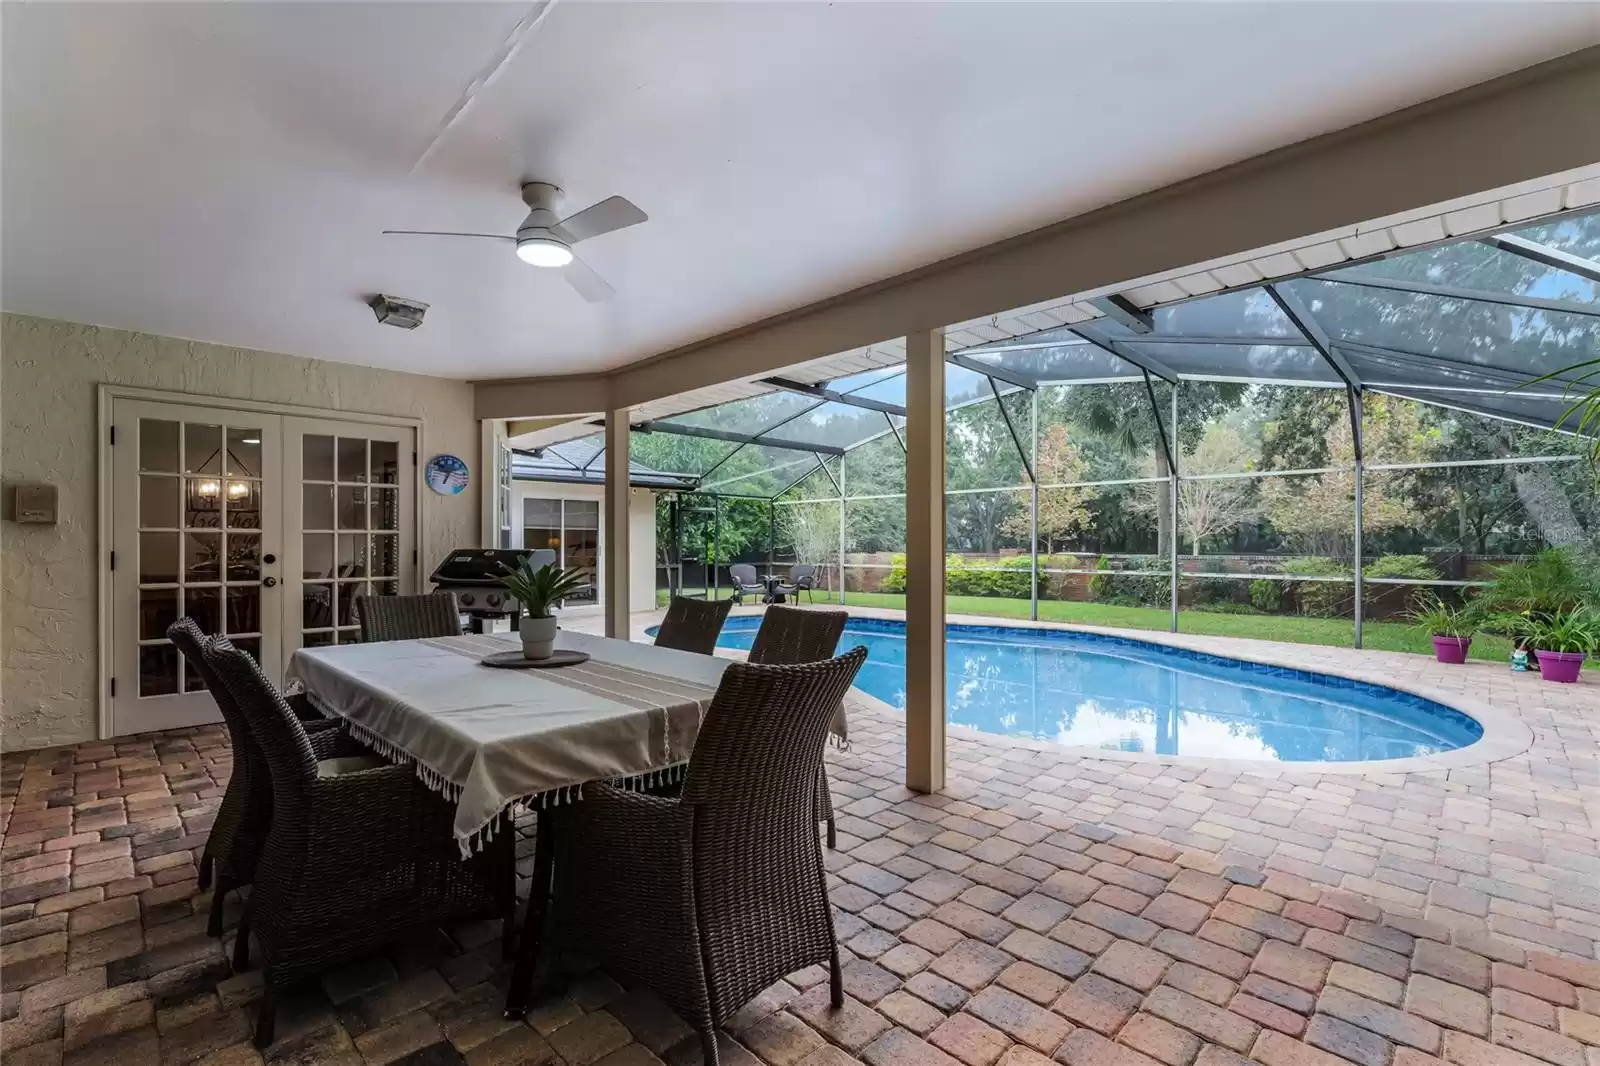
[[285, 628, 736, 1016]]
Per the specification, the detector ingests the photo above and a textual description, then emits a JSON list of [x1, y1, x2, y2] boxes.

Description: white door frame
[[97, 384, 426, 740]]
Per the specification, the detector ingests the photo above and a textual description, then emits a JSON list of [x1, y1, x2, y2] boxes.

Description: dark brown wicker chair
[[167, 619, 344, 938], [355, 591, 461, 642], [538, 648, 867, 1066], [202, 638, 511, 1048], [747, 606, 850, 848], [653, 595, 734, 655]]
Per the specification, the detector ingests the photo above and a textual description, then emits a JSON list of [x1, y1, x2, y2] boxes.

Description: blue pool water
[[704, 617, 1482, 763]]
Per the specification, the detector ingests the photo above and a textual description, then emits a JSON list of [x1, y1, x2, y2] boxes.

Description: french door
[[109, 397, 415, 736]]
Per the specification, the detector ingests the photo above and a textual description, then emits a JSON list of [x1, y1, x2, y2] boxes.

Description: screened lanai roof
[[517, 206, 1598, 498]]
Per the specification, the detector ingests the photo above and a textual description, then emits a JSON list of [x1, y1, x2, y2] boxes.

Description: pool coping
[[720, 610, 1536, 778]]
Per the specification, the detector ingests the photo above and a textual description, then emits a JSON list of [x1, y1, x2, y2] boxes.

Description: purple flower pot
[[1534, 649, 1586, 683], [1431, 635, 1471, 664]]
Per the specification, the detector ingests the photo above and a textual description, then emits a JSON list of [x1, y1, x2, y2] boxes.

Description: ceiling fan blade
[[555, 196, 647, 244], [382, 230, 516, 242], [562, 252, 615, 303]]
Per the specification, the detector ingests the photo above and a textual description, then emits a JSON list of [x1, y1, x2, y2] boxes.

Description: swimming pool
[[704, 616, 1482, 763]]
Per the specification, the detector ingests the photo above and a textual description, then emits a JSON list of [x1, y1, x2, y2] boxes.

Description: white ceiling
[[5, 2, 1598, 381]]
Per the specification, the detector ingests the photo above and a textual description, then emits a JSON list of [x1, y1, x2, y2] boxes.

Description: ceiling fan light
[[516, 237, 573, 268]]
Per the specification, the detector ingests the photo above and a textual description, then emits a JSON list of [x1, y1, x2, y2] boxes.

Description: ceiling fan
[[384, 182, 647, 303]]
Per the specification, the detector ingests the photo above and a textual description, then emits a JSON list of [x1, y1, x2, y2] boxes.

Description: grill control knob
[[487, 593, 502, 607], [459, 592, 475, 606]]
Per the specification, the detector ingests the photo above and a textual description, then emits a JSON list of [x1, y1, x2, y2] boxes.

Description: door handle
[[262, 577, 278, 588]]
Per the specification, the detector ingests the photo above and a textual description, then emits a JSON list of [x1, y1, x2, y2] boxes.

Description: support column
[[838, 453, 847, 605], [905, 329, 946, 795], [604, 411, 631, 640], [1030, 389, 1039, 622], [1170, 384, 1180, 633], [1350, 387, 1365, 649]]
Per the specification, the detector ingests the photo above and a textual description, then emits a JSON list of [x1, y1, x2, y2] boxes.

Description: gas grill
[[428, 548, 553, 632]]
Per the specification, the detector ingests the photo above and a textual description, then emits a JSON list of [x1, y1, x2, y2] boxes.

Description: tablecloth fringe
[[342, 719, 465, 803], [455, 762, 692, 858]]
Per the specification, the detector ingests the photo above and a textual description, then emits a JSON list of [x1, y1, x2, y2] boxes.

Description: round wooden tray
[[479, 649, 591, 670]]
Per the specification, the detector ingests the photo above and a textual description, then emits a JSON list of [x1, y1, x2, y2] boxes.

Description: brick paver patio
[[4, 613, 1599, 1066]]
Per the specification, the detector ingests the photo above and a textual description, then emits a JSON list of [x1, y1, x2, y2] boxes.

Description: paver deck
[[4, 609, 1598, 1066]]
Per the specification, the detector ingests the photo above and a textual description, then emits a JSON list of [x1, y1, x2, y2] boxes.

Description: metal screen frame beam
[[1090, 294, 1154, 333], [636, 420, 846, 457], [761, 376, 908, 417], [1071, 324, 1180, 383], [1311, 272, 1600, 319], [988, 375, 1035, 483], [1264, 284, 1361, 390], [949, 352, 1035, 391], [1480, 233, 1600, 285]]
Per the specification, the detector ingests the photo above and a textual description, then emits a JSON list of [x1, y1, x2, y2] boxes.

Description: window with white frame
[[523, 498, 599, 604]]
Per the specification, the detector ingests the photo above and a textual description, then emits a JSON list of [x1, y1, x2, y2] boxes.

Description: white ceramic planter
[[520, 615, 558, 660]]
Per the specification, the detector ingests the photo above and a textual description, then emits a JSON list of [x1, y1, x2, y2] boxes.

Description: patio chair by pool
[[727, 562, 769, 604], [541, 648, 866, 1066], [747, 605, 850, 849], [770, 563, 818, 604], [654, 595, 734, 655]]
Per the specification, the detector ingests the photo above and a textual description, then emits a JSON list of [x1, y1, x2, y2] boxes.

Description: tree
[[1261, 404, 1424, 556], [1175, 425, 1260, 554], [1000, 424, 1093, 551]]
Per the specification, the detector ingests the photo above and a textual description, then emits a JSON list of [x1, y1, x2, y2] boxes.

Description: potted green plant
[[1407, 594, 1478, 664], [1514, 608, 1598, 683], [499, 558, 590, 660]]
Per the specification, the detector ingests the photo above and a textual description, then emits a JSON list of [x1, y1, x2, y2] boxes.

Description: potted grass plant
[[1408, 594, 1479, 664], [1514, 608, 1599, 683], [499, 558, 590, 660]]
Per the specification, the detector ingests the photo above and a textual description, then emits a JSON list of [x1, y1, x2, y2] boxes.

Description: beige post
[[604, 410, 631, 640], [904, 329, 946, 794]]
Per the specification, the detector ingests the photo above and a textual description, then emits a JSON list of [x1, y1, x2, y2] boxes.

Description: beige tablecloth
[[287, 630, 729, 853]]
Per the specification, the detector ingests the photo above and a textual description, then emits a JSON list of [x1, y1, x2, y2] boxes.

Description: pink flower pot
[[1534, 649, 1586, 683], [1431, 635, 1471, 664]]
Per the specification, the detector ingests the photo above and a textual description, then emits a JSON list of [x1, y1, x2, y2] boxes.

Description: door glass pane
[[370, 488, 397, 530], [184, 531, 221, 582], [140, 588, 180, 640], [304, 630, 334, 648], [303, 435, 335, 481], [140, 644, 179, 697], [303, 534, 335, 579], [184, 652, 207, 693], [371, 580, 398, 599], [338, 534, 367, 578], [225, 480, 261, 528], [337, 438, 367, 483], [337, 486, 366, 529], [185, 423, 223, 474], [228, 534, 261, 582], [226, 586, 260, 636], [231, 638, 261, 665], [140, 533, 180, 583], [140, 420, 180, 472], [564, 501, 599, 605], [140, 476, 179, 528], [371, 535, 398, 577], [227, 428, 263, 477], [371, 441, 399, 484], [303, 584, 334, 628], [183, 586, 221, 635], [185, 479, 224, 528], [303, 485, 334, 530], [337, 628, 361, 645], [338, 583, 364, 626]]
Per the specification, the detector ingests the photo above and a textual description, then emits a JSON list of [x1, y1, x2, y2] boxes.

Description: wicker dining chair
[[356, 591, 462, 642], [167, 619, 345, 938], [747, 606, 850, 849], [653, 595, 735, 655], [540, 648, 867, 1066], [202, 638, 511, 1047]]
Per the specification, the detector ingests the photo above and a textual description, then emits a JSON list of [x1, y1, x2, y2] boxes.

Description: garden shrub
[[1283, 556, 1353, 618], [1249, 579, 1284, 613]]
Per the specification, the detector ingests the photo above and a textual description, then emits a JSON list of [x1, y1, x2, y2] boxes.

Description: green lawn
[[660, 586, 1522, 664]]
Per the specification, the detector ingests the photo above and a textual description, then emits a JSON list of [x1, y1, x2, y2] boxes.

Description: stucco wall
[[510, 480, 659, 613], [1, 313, 480, 752]]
